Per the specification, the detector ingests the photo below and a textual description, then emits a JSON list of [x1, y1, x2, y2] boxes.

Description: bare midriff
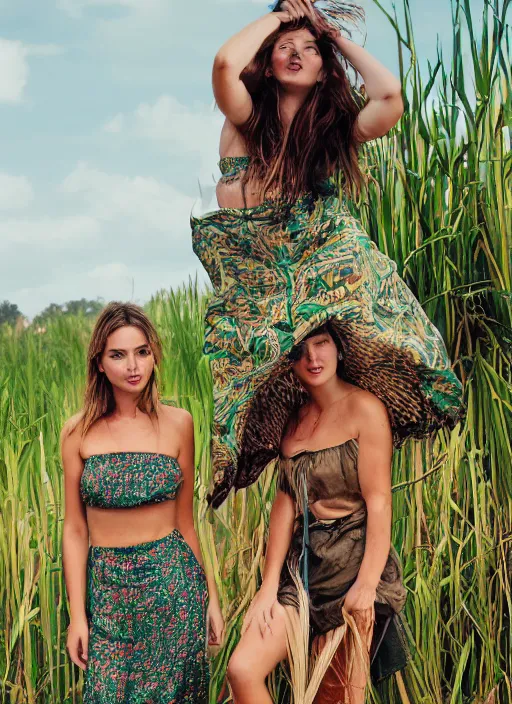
[[86, 500, 178, 548], [309, 499, 365, 521], [216, 174, 267, 209]]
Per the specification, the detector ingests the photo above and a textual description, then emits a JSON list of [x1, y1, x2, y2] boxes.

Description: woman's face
[[270, 28, 324, 90], [98, 325, 155, 395], [291, 331, 339, 388]]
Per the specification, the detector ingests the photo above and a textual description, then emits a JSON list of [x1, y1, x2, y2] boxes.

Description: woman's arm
[[262, 490, 296, 590], [344, 393, 393, 612], [175, 409, 224, 645], [61, 418, 90, 671], [213, 12, 291, 126], [334, 34, 404, 141]]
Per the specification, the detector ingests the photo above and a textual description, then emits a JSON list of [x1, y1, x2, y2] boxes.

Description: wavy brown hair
[[66, 302, 163, 440], [240, 17, 365, 203]]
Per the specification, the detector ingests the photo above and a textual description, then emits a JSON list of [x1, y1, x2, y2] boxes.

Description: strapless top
[[80, 452, 183, 509], [278, 439, 365, 517]]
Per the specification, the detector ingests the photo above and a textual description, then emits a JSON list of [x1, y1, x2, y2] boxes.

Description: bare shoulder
[[61, 412, 84, 449], [158, 403, 193, 431], [347, 388, 389, 423]]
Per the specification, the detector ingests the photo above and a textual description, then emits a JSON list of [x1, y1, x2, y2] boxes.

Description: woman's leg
[[227, 601, 290, 704]]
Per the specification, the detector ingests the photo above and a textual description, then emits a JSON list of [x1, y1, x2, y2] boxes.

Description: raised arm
[[213, 12, 291, 126], [334, 35, 404, 141], [61, 417, 90, 671]]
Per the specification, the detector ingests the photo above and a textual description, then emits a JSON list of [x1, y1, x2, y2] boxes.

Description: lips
[[127, 376, 142, 385], [287, 61, 302, 72], [307, 367, 323, 375]]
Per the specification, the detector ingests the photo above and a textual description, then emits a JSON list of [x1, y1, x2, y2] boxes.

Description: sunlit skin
[[226, 331, 394, 704], [83, 326, 171, 550], [213, 0, 404, 209], [62, 324, 225, 675]]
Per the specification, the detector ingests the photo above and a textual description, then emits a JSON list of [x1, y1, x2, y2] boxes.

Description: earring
[[338, 352, 343, 361]]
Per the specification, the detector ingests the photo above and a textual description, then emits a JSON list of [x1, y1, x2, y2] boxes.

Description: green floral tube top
[[80, 452, 183, 509]]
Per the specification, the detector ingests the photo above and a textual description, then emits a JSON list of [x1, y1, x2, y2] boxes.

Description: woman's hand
[[241, 583, 279, 638], [207, 601, 225, 647], [343, 581, 377, 613], [67, 617, 89, 671], [277, 0, 317, 23]]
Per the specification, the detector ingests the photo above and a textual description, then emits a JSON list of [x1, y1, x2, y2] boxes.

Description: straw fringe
[[313, 0, 366, 37], [283, 560, 374, 704]]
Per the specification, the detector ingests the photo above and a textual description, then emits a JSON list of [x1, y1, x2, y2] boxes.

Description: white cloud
[[0, 39, 28, 103], [0, 173, 34, 210], [61, 162, 195, 233], [103, 113, 125, 133], [102, 95, 224, 178], [0, 215, 101, 246], [0, 39, 64, 104]]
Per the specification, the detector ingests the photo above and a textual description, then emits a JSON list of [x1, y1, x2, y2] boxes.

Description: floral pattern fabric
[[83, 531, 209, 704], [80, 452, 183, 509]]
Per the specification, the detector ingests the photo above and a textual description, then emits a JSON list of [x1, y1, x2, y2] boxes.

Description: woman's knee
[[227, 646, 260, 687]]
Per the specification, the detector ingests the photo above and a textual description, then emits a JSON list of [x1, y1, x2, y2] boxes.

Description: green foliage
[[0, 301, 23, 326], [0, 1, 510, 702], [32, 299, 105, 327]]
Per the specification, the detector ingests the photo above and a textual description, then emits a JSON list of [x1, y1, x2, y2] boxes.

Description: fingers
[[258, 608, 275, 638], [67, 636, 88, 672], [303, 0, 317, 22], [282, 0, 305, 20], [241, 610, 253, 636]]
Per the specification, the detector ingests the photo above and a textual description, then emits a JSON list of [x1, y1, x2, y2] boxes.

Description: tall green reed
[[0, 0, 510, 702]]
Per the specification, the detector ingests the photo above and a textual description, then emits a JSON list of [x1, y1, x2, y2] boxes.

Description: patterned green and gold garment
[[80, 453, 209, 703], [191, 157, 464, 507]]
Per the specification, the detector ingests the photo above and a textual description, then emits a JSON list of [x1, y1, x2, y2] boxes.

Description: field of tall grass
[[0, 0, 510, 702]]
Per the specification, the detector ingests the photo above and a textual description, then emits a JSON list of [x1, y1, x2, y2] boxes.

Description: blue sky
[[0, 0, 478, 319]]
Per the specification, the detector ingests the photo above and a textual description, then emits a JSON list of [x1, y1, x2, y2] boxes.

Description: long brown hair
[[240, 17, 365, 203], [67, 302, 163, 439]]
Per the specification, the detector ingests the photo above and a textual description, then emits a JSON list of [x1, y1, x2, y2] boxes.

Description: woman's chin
[[278, 75, 317, 91], [299, 373, 330, 388]]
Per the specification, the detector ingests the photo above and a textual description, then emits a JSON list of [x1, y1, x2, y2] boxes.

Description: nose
[[126, 354, 139, 373], [291, 49, 301, 59], [306, 346, 319, 364]]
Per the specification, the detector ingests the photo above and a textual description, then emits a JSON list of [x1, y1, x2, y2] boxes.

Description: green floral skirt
[[83, 531, 209, 703]]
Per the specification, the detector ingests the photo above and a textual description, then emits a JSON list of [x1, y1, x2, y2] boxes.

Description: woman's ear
[[97, 359, 105, 374]]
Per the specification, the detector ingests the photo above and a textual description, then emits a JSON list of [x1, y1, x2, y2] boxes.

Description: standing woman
[[191, 0, 464, 699], [61, 302, 224, 703]]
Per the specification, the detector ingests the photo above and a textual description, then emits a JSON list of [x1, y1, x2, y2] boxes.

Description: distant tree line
[[0, 301, 23, 326], [0, 299, 105, 327]]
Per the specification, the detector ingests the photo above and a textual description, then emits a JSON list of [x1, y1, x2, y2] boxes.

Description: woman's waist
[[191, 193, 351, 239], [308, 500, 367, 523], [87, 501, 177, 549], [298, 505, 367, 531]]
